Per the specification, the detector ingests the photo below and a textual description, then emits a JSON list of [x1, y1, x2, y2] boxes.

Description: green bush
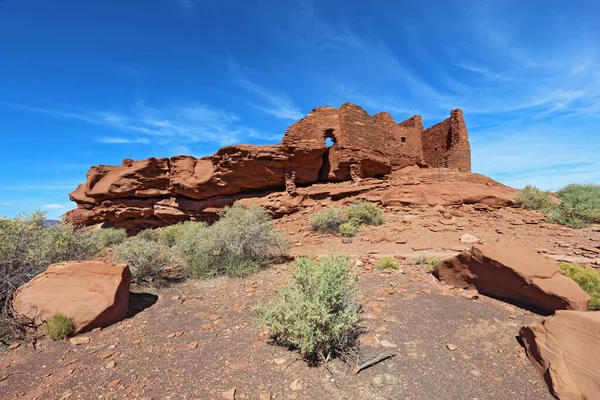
[[309, 206, 343, 234], [41, 313, 76, 340], [547, 184, 600, 228], [136, 228, 159, 242], [158, 221, 206, 246], [339, 220, 359, 237], [114, 238, 172, 279], [560, 263, 600, 310], [347, 201, 385, 226], [91, 227, 127, 248], [39, 222, 98, 265], [256, 255, 361, 364], [513, 185, 555, 210], [176, 205, 288, 278], [376, 256, 400, 270]]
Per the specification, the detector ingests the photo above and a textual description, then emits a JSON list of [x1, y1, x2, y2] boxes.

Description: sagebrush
[[347, 201, 385, 226], [176, 206, 288, 278], [309, 201, 385, 237], [114, 238, 172, 280], [547, 184, 600, 228], [514, 183, 600, 228], [257, 254, 361, 364], [91, 227, 127, 248], [309, 206, 343, 234], [41, 313, 76, 340], [512, 185, 555, 211], [560, 263, 600, 310]]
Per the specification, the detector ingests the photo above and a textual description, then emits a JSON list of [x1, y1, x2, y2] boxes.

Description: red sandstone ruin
[[66, 103, 480, 231]]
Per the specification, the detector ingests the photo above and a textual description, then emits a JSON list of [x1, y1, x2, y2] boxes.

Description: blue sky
[[1, 0, 599, 220]]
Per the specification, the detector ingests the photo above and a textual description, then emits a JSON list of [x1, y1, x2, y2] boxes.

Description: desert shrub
[[560, 263, 600, 310], [158, 221, 207, 246], [512, 185, 555, 211], [114, 238, 172, 279], [347, 201, 385, 226], [309, 206, 343, 234], [91, 227, 127, 248], [41, 313, 76, 340], [176, 205, 288, 278], [546, 184, 600, 228], [339, 220, 359, 237], [544, 207, 587, 229], [39, 222, 98, 265], [136, 228, 159, 242], [257, 255, 361, 364], [376, 256, 400, 270]]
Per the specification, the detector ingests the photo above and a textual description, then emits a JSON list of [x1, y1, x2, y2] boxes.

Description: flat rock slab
[[520, 311, 600, 400], [434, 237, 590, 314], [13, 261, 131, 332]]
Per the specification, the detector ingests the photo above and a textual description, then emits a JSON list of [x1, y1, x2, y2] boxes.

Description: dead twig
[[283, 356, 299, 371], [353, 352, 396, 374], [0, 372, 21, 382]]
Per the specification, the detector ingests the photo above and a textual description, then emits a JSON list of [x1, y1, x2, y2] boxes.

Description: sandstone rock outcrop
[[433, 237, 590, 313], [66, 103, 476, 231], [13, 261, 131, 333], [520, 311, 600, 400]]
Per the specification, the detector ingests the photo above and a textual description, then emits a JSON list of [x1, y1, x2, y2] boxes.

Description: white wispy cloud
[[229, 62, 304, 121], [0, 202, 10, 206], [0, 100, 266, 148], [42, 203, 66, 210], [96, 137, 151, 144]]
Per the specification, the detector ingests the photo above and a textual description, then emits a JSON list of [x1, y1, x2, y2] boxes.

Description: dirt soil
[[2, 203, 599, 400]]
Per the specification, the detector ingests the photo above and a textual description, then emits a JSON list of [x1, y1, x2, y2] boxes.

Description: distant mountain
[[42, 220, 61, 228]]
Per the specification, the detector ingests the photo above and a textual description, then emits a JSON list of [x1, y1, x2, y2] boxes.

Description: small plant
[[376, 256, 400, 270], [415, 255, 428, 265], [114, 238, 172, 279], [512, 185, 555, 211], [309, 206, 343, 234], [560, 263, 600, 310], [176, 205, 288, 278], [91, 227, 127, 248], [41, 313, 76, 340], [426, 258, 442, 272], [256, 255, 361, 364], [339, 220, 359, 237], [347, 201, 385, 226]]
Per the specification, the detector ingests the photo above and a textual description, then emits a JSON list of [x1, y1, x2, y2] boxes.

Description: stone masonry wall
[[421, 109, 471, 172]]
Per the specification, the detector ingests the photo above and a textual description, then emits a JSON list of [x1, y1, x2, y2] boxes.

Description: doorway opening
[[319, 129, 337, 180]]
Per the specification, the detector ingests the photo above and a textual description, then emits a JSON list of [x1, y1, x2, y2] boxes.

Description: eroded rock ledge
[[66, 103, 484, 231]]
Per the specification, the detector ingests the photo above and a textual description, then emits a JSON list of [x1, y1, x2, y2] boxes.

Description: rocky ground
[[2, 203, 599, 400]]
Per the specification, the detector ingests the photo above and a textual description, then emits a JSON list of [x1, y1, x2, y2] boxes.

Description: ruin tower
[[421, 109, 471, 172]]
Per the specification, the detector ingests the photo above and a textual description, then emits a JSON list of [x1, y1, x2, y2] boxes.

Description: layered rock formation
[[66, 103, 474, 231]]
